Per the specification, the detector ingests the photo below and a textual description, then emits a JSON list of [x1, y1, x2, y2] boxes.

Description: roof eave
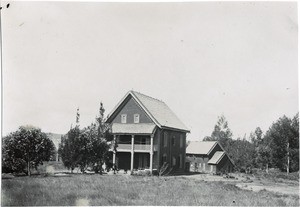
[[161, 126, 190, 133]]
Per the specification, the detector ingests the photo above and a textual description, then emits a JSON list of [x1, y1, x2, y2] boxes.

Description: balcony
[[110, 144, 157, 152]]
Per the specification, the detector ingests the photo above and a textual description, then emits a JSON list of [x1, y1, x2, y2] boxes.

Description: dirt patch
[[236, 182, 299, 196], [177, 173, 299, 196]]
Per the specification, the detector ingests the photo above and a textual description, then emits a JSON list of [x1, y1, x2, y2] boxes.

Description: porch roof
[[208, 151, 225, 165], [111, 123, 156, 134]]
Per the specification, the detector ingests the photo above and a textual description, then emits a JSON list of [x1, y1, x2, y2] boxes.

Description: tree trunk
[[266, 163, 268, 174], [287, 142, 290, 175]]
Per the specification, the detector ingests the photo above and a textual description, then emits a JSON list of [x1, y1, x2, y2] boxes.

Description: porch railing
[[111, 144, 157, 152]]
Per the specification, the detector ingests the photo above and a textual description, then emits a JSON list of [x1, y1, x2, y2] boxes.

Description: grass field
[[2, 173, 299, 206]]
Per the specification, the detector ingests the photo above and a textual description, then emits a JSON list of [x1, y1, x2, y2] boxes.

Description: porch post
[[150, 134, 154, 173], [131, 135, 134, 173], [113, 135, 116, 166]]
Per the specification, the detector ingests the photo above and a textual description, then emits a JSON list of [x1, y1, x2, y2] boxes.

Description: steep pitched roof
[[208, 151, 225, 164], [106, 91, 190, 132], [186, 141, 219, 155]]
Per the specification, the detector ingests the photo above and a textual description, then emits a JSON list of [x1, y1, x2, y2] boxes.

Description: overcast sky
[[1, 1, 298, 140]]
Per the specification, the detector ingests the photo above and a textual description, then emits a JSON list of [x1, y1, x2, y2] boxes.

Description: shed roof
[[107, 90, 190, 132], [208, 151, 225, 164], [186, 141, 218, 155], [111, 123, 156, 134]]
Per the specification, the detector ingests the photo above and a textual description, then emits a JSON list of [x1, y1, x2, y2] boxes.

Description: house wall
[[210, 165, 217, 173], [152, 127, 161, 170], [111, 96, 152, 124], [186, 154, 210, 172], [159, 129, 186, 172]]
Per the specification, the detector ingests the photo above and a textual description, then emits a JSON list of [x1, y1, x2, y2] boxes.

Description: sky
[[1, 1, 298, 141]]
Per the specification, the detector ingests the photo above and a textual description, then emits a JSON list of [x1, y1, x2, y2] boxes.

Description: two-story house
[[105, 90, 190, 174]]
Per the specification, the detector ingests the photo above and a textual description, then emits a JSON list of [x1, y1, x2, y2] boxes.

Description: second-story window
[[172, 136, 175, 146], [134, 114, 140, 123], [180, 134, 183, 148], [121, 114, 127, 123]]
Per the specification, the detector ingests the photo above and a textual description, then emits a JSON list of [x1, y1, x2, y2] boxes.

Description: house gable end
[[109, 95, 153, 124], [207, 142, 223, 158]]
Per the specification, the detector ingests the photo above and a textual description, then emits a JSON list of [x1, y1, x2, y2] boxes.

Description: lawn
[[1, 174, 299, 206]]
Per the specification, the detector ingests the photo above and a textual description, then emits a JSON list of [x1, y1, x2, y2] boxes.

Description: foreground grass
[[2, 174, 299, 206]]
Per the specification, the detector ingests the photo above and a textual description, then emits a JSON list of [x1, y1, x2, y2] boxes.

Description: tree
[[250, 127, 263, 145], [249, 127, 264, 168], [255, 135, 273, 173], [227, 137, 256, 172], [84, 123, 110, 174], [205, 115, 233, 151], [264, 114, 299, 173], [2, 126, 55, 176], [58, 126, 81, 173], [59, 103, 110, 174], [94, 102, 111, 173]]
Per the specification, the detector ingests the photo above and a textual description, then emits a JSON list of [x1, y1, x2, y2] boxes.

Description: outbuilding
[[185, 141, 234, 174]]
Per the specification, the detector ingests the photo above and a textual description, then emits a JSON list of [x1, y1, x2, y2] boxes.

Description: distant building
[[105, 90, 190, 174], [185, 141, 234, 174]]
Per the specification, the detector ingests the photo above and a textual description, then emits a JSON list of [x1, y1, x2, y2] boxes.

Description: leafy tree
[[204, 115, 233, 151], [250, 127, 263, 145], [59, 104, 110, 173], [226, 138, 255, 172], [264, 114, 299, 173], [58, 126, 81, 172], [249, 127, 264, 168], [2, 126, 55, 176], [255, 135, 273, 172]]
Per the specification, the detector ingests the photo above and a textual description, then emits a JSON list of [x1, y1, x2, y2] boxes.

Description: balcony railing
[[110, 144, 157, 152], [134, 144, 150, 151], [117, 144, 131, 151]]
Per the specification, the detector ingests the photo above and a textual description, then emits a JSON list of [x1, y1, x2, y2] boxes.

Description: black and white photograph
[[1, 1, 299, 206]]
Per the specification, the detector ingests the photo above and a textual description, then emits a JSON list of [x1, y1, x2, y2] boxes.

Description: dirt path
[[178, 173, 299, 196]]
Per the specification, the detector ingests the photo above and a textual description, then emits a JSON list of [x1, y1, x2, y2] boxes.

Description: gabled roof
[[186, 141, 219, 155], [112, 123, 156, 134], [106, 90, 190, 132], [208, 151, 225, 164]]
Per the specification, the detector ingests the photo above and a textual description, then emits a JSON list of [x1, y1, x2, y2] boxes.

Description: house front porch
[[109, 123, 157, 174]]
